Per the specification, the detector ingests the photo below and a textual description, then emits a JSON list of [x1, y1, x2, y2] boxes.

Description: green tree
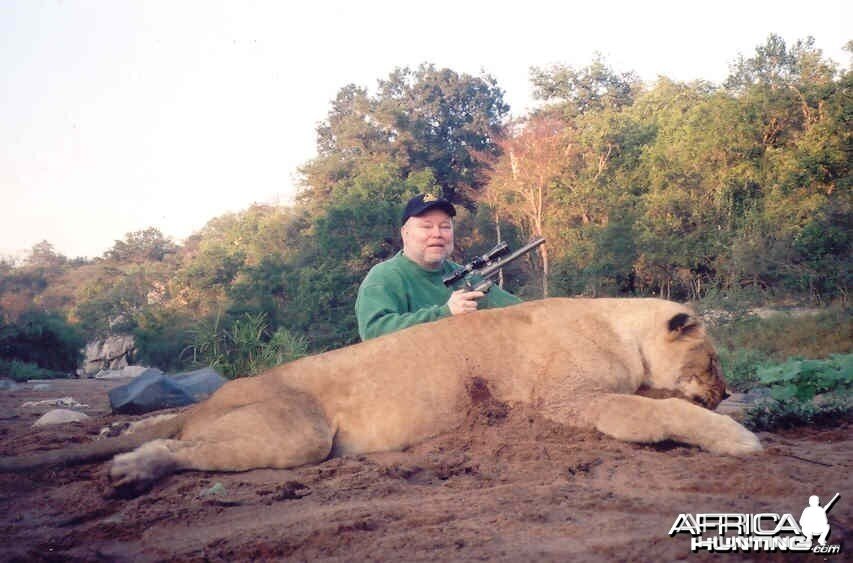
[[721, 34, 849, 301], [301, 64, 508, 208], [26, 240, 67, 268], [530, 56, 640, 117], [521, 57, 650, 297], [483, 115, 573, 296], [105, 227, 178, 263], [172, 205, 303, 317], [287, 163, 423, 349], [73, 265, 160, 336], [0, 309, 84, 374]]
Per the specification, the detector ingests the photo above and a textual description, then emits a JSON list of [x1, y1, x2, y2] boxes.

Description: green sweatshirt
[[355, 251, 522, 341]]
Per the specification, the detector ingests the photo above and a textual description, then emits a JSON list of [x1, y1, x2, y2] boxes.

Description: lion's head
[[641, 310, 728, 410]]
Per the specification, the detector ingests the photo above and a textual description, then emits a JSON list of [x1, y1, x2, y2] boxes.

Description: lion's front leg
[[578, 394, 762, 455]]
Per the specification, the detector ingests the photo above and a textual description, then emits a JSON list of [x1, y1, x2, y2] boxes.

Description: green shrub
[[711, 306, 851, 396], [711, 308, 851, 361], [756, 355, 852, 402], [134, 327, 193, 372], [744, 395, 851, 431], [0, 359, 61, 381], [185, 312, 308, 378], [0, 310, 84, 374], [744, 354, 853, 430], [718, 348, 770, 391], [260, 327, 309, 367], [133, 310, 195, 372]]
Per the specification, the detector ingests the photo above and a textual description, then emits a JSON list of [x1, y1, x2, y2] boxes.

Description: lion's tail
[[0, 413, 185, 473]]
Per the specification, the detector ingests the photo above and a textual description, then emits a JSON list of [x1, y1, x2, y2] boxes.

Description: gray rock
[[79, 335, 137, 376], [21, 397, 89, 409], [108, 367, 226, 414], [0, 379, 19, 391], [742, 387, 772, 402], [33, 409, 90, 427], [201, 482, 226, 497]]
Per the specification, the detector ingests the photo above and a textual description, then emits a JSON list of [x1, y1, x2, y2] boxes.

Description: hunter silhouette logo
[[669, 493, 842, 554], [800, 493, 839, 548]]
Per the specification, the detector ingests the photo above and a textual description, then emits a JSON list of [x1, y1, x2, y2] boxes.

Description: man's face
[[401, 208, 454, 269]]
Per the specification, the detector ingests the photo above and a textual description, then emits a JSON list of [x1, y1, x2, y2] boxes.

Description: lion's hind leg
[[110, 438, 184, 490], [577, 393, 762, 455], [110, 391, 335, 491]]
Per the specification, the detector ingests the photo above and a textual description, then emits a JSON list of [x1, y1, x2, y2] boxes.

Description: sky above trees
[[1, 0, 849, 259]]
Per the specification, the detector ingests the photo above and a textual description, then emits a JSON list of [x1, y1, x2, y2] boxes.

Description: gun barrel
[[478, 237, 545, 280], [823, 492, 841, 513]]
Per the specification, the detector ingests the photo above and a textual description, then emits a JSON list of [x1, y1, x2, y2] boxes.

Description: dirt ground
[[0, 378, 849, 562]]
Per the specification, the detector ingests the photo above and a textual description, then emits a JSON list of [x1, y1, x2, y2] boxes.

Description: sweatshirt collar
[[398, 250, 446, 273]]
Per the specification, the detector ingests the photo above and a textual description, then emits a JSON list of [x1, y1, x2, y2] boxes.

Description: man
[[355, 193, 521, 341]]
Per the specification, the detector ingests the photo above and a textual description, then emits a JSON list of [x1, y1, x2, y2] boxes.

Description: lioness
[[0, 298, 761, 490]]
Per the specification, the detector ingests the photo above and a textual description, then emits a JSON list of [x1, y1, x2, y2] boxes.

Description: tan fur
[[1, 298, 761, 489]]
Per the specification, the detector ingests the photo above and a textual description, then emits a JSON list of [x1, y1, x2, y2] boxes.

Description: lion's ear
[[667, 312, 701, 339]]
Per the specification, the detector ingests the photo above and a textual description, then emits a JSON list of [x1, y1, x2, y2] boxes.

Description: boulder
[[0, 379, 19, 391], [33, 409, 90, 427], [108, 367, 227, 415], [79, 335, 136, 377], [716, 388, 772, 421]]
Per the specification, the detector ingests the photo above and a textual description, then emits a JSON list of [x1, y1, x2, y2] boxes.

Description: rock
[[716, 388, 771, 421], [742, 387, 772, 402], [168, 367, 228, 400], [32, 383, 51, 391], [33, 409, 90, 427], [21, 397, 90, 409], [0, 379, 19, 391], [79, 335, 137, 377], [108, 367, 227, 414], [201, 482, 226, 497]]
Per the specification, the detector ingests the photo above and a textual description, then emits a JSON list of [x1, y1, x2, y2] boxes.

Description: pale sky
[[2, 0, 849, 259]]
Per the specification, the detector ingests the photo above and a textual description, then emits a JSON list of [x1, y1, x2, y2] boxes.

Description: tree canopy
[[301, 64, 509, 208], [1, 35, 848, 373]]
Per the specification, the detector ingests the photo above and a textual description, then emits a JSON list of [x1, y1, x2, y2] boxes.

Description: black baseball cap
[[401, 194, 456, 224]]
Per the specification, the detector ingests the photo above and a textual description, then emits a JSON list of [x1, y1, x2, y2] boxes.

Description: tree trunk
[[495, 211, 505, 289]]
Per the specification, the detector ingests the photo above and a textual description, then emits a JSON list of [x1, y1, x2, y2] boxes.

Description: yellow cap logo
[[422, 193, 438, 202]]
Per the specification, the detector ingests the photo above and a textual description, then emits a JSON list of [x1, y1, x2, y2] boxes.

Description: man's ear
[[667, 312, 701, 339]]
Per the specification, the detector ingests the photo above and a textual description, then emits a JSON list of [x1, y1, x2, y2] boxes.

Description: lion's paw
[[109, 441, 177, 489], [703, 415, 762, 456], [110, 451, 147, 488]]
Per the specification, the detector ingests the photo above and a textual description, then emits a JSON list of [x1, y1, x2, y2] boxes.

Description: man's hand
[[447, 289, 485, 315]]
